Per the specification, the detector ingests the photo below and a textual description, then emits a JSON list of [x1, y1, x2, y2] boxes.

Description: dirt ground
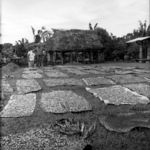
[[1, 62, 150, 150]]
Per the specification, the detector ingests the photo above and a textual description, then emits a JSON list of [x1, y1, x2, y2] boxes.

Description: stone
[[108, 74, 147, 84], [45, 71, 68, 77], [40, 91, 92, 113], [83, 77, 115, 86], [0, 93, 36, 117], [16, 79, 41, 94], [44, 78, 84, 87], [123, 83, 150, 97], [86, 85, 149, 105]]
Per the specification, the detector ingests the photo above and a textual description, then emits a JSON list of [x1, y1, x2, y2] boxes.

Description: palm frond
[[31, 26, 35, 36]]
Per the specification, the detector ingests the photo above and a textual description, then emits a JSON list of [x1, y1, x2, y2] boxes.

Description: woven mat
[[83, 69, 100, 74], [16, 79, 41, 94], [1, 80, 13, 93], [22, 72, 43, 79], [123, 83, 150, 98], [83, 77, 115, 86], [23, 68, 43, 73], [1, 80, 14, 99], [0, 94, 36, 117], [45, 71, 68, 78], [40, 91, 92, 113], [115, 70, 134, 75], [44, 78, 84, 87], [133, 69, 150, 74], [86, 85, 149, 105], [65, 69, 88, 75], [108, 74, 147, 84]]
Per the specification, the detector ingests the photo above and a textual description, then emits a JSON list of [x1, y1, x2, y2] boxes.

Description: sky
[[1, 0, 149, 44]]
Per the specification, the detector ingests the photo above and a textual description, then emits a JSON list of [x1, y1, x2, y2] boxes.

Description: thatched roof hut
[[46, 29, 103, 51]]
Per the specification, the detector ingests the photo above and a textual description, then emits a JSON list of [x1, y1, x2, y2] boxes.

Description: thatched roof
[[46, 29, 103, 51], [25, 42, 42, 49]]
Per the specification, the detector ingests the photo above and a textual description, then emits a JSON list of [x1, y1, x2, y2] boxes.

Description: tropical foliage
[[31, 26, 53, 43], [98, 20, 150, 61], [14, 38, 29, 57], [1, 20, 149, 65]]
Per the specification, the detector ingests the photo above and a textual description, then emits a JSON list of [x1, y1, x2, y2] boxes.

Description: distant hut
[[45, 29, 104, 64], [126, 36, 150, 63]]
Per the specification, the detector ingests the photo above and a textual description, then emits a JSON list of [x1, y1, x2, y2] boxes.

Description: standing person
[[34, 49, 38, 67], [27, 49, 35, 68], [47, 52, 50, 65], [41, 50, 47, 66], [36, 45, 43, 67]]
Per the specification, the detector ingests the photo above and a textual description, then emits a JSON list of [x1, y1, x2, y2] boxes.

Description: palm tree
[[138, 20, 150, 37]]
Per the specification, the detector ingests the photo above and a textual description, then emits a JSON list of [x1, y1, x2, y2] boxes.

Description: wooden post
[[147, 42, 150, 63], [97, 51, 100, 63], [51, 52, 54, 65], [60, 52, 64, 64], [70, 52, 73, 63], [90, 51, 93, 63], [53, 51, 56, 65], [139, 44, 143, 63], [49, 52, 51, 64], [81, 51, 84, 63], [76, 51, 79, 63], [83, 52, 86, 64]]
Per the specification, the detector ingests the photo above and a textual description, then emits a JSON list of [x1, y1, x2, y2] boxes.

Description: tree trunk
[[70, 52, 73, 63]]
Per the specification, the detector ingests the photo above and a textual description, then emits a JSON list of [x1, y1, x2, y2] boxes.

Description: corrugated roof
[[126, 36, 150, 43]]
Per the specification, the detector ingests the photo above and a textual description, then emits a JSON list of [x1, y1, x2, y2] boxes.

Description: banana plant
[[31, 26, 53, 43]]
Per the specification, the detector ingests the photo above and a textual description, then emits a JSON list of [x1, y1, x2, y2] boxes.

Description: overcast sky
[[1, 0, 149, 44]]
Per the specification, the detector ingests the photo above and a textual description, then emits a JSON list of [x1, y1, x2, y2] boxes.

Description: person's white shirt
[[28, 50, 35, 61]]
